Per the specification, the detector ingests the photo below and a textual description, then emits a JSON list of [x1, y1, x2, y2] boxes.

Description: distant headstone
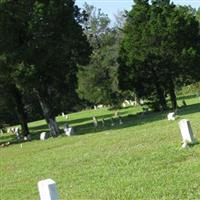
[[24, 134, 31, 141], [38, 179, 59, 200], [62, 112, 65, 117], [114, 111, 118, 118], [167, 112, 176, 121], [64, 124, 74, 136], [40, 132, 48, 141], [94, 106, 97, 110], [179, 119, 195, 146], [93, 116, 98, 128]]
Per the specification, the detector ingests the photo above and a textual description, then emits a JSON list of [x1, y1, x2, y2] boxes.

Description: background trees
[[118, 0, 200, 111], [77, 3, 122, 106]]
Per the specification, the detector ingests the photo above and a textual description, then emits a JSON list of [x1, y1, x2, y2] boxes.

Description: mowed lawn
[[0, 96, 200, 200]]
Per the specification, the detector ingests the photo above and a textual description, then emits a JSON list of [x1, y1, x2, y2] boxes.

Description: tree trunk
[[11, 85, 30, 137], [34, 89, 60, 136], [151, 70, 167, 111], [169, 79, 177, 111], [155, 82, 167, 111]]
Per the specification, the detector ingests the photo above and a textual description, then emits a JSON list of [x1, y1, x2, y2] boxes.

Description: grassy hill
[[0, 95, 200, 199]]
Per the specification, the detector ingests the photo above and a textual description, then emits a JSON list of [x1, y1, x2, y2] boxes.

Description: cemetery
[[0, 95, 200, 199], [0, 0, 200, 199]]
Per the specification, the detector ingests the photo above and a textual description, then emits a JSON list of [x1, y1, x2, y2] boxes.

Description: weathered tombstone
[[38, 179, 59, 200], [167, 112, 176, 121], [61, 112, 65, 117], [40, 132, 48, 141], [24, 134, 31, 141], [114, 111, 118, 118], [179, 119, 195, 147], [93, 116, 98, 128], [63, 124, 73, 136]]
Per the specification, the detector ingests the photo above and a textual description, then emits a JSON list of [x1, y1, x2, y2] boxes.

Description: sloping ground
[[0, 97, 200, 199]]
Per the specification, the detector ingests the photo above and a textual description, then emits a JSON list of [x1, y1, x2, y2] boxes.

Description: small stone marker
[[179, 119, 195, 147], [114, 111, 118, 118], [62, 112, 65, 117], [64, 124, 73, 136], [93, 116, 98, 128], [38, 179, 59, 200], [40, 132, 48, 141], [167, 112, 176, 121]]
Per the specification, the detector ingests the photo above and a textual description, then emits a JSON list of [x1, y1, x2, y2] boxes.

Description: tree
[[0, 55, 30, 137], [119, 0, 200, 111], [0, 0, 91, 136], [77, 4, 121, 106]]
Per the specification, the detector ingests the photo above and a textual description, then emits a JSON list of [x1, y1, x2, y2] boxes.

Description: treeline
[[0, 0, 200, 138]]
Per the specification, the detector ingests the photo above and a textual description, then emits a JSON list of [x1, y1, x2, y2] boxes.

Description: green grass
[[0, 96, 200, 199]]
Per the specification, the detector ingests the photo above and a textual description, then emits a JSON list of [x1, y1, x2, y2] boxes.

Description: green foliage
[[78, 4, 121, 106], [119, 0, 200, 111]]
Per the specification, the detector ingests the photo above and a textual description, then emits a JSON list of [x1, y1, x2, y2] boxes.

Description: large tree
[[0, 0, 91, 136], [77, 4, 121, 106], [119, 0, 200, 111]]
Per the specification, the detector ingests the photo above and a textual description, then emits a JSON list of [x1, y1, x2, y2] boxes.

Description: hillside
[[0, 95, 200, 199]]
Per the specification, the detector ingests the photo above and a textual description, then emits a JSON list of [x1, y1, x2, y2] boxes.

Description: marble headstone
[[179, 119, 195, 145], [38, 179, 59, 200]]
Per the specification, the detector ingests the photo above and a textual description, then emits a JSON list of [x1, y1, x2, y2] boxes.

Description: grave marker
[[167, 112, 176, 121], [38, 179, 59, 200], [63, 124, 73, 136], [179, 119, 195, 146], [40, 132, 48, 141]]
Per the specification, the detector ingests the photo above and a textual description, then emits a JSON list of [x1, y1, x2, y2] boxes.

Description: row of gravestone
[[40, 115, 124, 140]]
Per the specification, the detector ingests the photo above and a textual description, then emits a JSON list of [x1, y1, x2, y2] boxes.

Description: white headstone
[[64, 127, 74, 136], [40, 132, 48, 141], [179, 119, 195, 144], [62, 112, 65, 117], [167, 112, 176, 121], [38, 179, 59, 200]]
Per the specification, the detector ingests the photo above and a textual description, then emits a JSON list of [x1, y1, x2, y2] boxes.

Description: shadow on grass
[[1, 102, 199, 146]]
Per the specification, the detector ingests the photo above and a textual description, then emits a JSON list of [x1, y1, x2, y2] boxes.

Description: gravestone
[[62, 112, 65, 117], [167, 112, 176, 121], [40, 132, 48, 141], [179, 119, 195, 146], [38, 179, 59, 200], [63, 124, 73, 136], [93, 116, 98, 128], [114, 111, 118, 118]]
